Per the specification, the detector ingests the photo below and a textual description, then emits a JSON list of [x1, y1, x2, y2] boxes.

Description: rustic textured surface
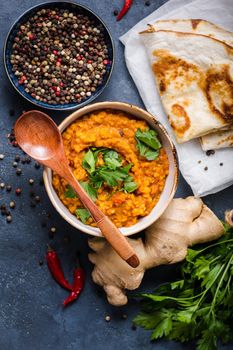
[[0, 1, 232, 349]]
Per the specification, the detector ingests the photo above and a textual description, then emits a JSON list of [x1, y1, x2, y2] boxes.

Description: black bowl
[[4, 1, 114, 111]]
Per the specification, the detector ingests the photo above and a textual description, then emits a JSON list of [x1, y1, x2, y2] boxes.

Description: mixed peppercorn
[[10, 8, 111, 105]]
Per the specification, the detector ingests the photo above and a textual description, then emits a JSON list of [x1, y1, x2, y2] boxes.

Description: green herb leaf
[[64, 185, 77, 198], [75, 208, 91, 224], [103, 150, 122, 170], [151, 317, 172, 340], [135, 128, 161, 161], [82, 149, 96, 174], [133, 225, 233, 349], [135, 128, 161, 149], [80, 181, 97, 201], [123, 175, 138, 193]]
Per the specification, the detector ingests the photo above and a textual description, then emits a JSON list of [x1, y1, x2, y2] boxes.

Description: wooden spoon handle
[[96, 216, 140, 267], [67, 171, 140, 268]]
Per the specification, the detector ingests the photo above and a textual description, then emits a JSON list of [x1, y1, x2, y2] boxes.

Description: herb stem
[[209, 254, 233, 315]]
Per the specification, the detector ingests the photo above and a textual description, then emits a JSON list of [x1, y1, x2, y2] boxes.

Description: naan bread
[[201, 129, 233, 150], [146, 19, 233, 149], [152, 19, 233, 47], [140, 30, 233, 143]]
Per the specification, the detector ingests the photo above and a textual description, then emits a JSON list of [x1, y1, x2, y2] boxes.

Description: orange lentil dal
[[52, 110, 169, 227]]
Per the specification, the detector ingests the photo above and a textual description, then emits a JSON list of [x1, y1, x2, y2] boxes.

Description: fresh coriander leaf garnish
[[97, 167, 128, 187], [82, 149, 96, 174], [80, 181, 97, 201], [135, 128, 161, 161], [122, 163, 133, 173], [123, 175, 138, 193], [64, 185, 77, 198], [75, 208, 91, 224], [103, 150, 122, 170], [82, 148, 138, 193]]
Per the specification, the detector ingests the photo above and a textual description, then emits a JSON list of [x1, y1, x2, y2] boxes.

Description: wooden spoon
[[14, 110, 140, 268]]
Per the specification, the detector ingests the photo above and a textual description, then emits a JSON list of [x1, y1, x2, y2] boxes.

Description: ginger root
[[88, 197, 224, 306], [225, 210, 233, 227]]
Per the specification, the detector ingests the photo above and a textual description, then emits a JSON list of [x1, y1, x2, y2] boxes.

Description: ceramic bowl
[[4, 1, 114, 111], [43, 101, 179, 236]]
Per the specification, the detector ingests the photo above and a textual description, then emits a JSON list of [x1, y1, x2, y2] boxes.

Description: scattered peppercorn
[[131, 324, 137, 331], [220, 163, 223, 166], [35, 195, 41, 203], [204, 166, 208, 171], [25, 157, 31, 164], [29, 178, 34, 185], [9, 109, 15, 116], [121, 314, 128, 320], [198, 160, 201, 164], [9, 201, 15, 209], [0, 204, 6, 210], [113, 9, 119, 16], [39, 260, 44, 266], [14, 155, 20, 162], [21, 158, 26, 164], [12, 161, 18, 168], [16, 168, 22, 175], [6, 185, 12, 192], [145, 0, 151, 5], [0, 154, 5, 160], [15, 188, 22, 195], [10, 8, 111, 106], [50, 226, 56, 233], [105, 315, 111, 322], [12, 141, 18, 147], [39, 178, 44, 186], [6, 215, 12, 223], [206, 150, 215, 156], [0, 183, 5, 189], [35, 162, 40, 169]]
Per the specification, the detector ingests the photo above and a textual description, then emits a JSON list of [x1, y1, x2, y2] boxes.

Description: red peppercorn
[[28, 34, 35, 40], [60, 82, 64, 87], [57, 58, 62, 63], [15, 188, 21, 195], [53, 50, 58, 55], [56, 91, 60, 96], [56, 62, 61, 67], [88, 60, 92, 64], [12, 141, 18, 147], [103, 60, 109, 65]]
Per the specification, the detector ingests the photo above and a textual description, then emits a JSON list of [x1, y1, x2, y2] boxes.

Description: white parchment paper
[[120, 0, 233, 196]]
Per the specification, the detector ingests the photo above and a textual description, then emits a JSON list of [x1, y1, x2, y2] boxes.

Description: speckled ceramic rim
[[43, 101, 179, 236], [3, 1, 115, 111]]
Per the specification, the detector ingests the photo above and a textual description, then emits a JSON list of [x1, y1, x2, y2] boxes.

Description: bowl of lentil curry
[[4, 1, 114, 110], [43, 102, 178, 236]]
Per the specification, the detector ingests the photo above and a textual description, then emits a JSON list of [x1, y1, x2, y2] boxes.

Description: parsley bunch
[[134, 224, 233, 349]]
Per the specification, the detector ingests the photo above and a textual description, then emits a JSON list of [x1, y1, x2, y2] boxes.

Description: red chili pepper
[[63, 259, 85, 307], [46, 245, 72, 291], [117, 0, 133, 21]]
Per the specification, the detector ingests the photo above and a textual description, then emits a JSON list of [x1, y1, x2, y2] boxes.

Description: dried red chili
[[46, 245, 72, 291], [63, 259, 85, 307], [117, 0, 133, 21]]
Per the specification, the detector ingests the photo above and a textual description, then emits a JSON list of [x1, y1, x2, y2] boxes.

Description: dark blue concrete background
[[0, 1, 232, 349]]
